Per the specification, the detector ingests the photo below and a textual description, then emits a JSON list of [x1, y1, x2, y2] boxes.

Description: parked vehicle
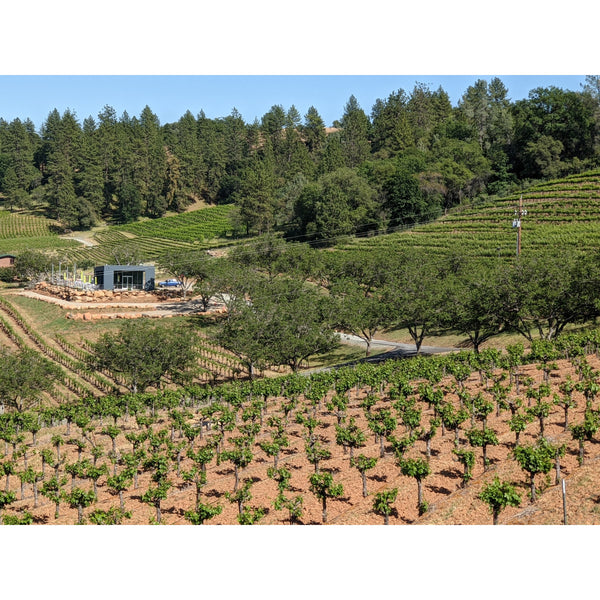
[[158, 279, 182, 287]]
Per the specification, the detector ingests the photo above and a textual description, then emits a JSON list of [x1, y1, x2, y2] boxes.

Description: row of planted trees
[[156, 234, 600, 374], [2, 328, 600, 524]]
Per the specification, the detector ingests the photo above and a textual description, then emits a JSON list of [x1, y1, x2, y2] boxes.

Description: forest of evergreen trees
[[0, 77, 599, 243]]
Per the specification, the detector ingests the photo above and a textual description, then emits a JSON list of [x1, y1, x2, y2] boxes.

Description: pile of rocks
[[35, 282, 162, 303], [66, 312, 172, 321]]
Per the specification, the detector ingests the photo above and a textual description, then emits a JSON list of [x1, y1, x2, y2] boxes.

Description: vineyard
[[342, 169, 600, 260], [0, 210, 77, 255], [62, 205, 238, 264], [0, 292, 250, 400], [2, 170, 600, 526], [3, 330, 600, 525]]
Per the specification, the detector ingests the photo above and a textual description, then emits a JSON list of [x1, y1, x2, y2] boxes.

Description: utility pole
[[512, 195, 528, 256]]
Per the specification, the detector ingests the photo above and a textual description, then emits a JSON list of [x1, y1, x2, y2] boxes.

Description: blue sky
[[2, 2, 596, 132], [0, 75, 591, 131]]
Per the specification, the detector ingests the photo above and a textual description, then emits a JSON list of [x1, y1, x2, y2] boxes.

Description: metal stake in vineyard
[[512, 194, 528, 256]]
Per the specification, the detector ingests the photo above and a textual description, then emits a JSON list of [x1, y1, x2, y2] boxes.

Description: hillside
[[0, 204, 238, 265], [342, 168, 600, 260], [62, 204, 238, 264], [4, 168, 600, 266], [2, 340, 600, 525], [0, 210, 78, 255]]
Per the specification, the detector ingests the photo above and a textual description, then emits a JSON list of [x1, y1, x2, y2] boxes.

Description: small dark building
[[94, 265, 155, 291], [0, 254, 16, 268]]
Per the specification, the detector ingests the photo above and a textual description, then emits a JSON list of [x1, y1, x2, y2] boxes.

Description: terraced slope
[[0, 210, 77, 254], [342, 169, 600, 260], [64, 205, 237, 263]]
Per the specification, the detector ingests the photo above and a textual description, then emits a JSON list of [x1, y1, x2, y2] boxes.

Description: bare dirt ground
[[6, 352, 600, 526]]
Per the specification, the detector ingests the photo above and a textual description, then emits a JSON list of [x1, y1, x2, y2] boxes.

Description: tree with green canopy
[[513, 439, 554, 502], [142, 480, 172, 525], [89, 320, 198, 394], [293, 167, 379, 245], [0, 490, 17, 520], [350, 454, 378, 498], [217, 277, 338, 375], [400, 457, 431, 516], [184, 502, 223, 525], [106, 472, 133, 510], [302, 106, 327, 158], [386, 251, 452, 355], [570, 410, 600, 466], [494, 252, 600, 342], [220, 446, 253, 492], [88, 506, 132, 525], [335, 416, 366, 460], [308, 472, 344, 524], [367, 409, 397, 458], [64, 487, 97, 524], [478, 476, 521, 524], [338, 95, 371, 168], [372, 488, 398, 525], [453, 447, 475, 488], [465, 426, 499, 471], [0, 348, 61, 412]]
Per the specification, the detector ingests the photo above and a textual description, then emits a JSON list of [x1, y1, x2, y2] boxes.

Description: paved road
[[336, 332, 459, 361]]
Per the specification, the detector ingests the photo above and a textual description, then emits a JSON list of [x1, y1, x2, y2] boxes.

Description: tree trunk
[[493, 509, 499, 525], [322, 497, 327, 524], [530, 474, 536, 503], [77, 504, 83, 524], [379, 436, 385, 458], [361, 472, 368, 498], [233, 466, 239, 492], [482, 444, 488, 471], [555, 457, 561, 486], [119, 490, 124, 510], [417, 479, 423, 507], [384, 512, 389, 525], [156, 501, 162, 524]]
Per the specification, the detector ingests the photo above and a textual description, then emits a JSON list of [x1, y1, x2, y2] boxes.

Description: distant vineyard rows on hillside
[[0, 210, 79, 255], [62, 205, 238, 264], [341, 169, 600, 259], [113, 205, 235, 242]]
